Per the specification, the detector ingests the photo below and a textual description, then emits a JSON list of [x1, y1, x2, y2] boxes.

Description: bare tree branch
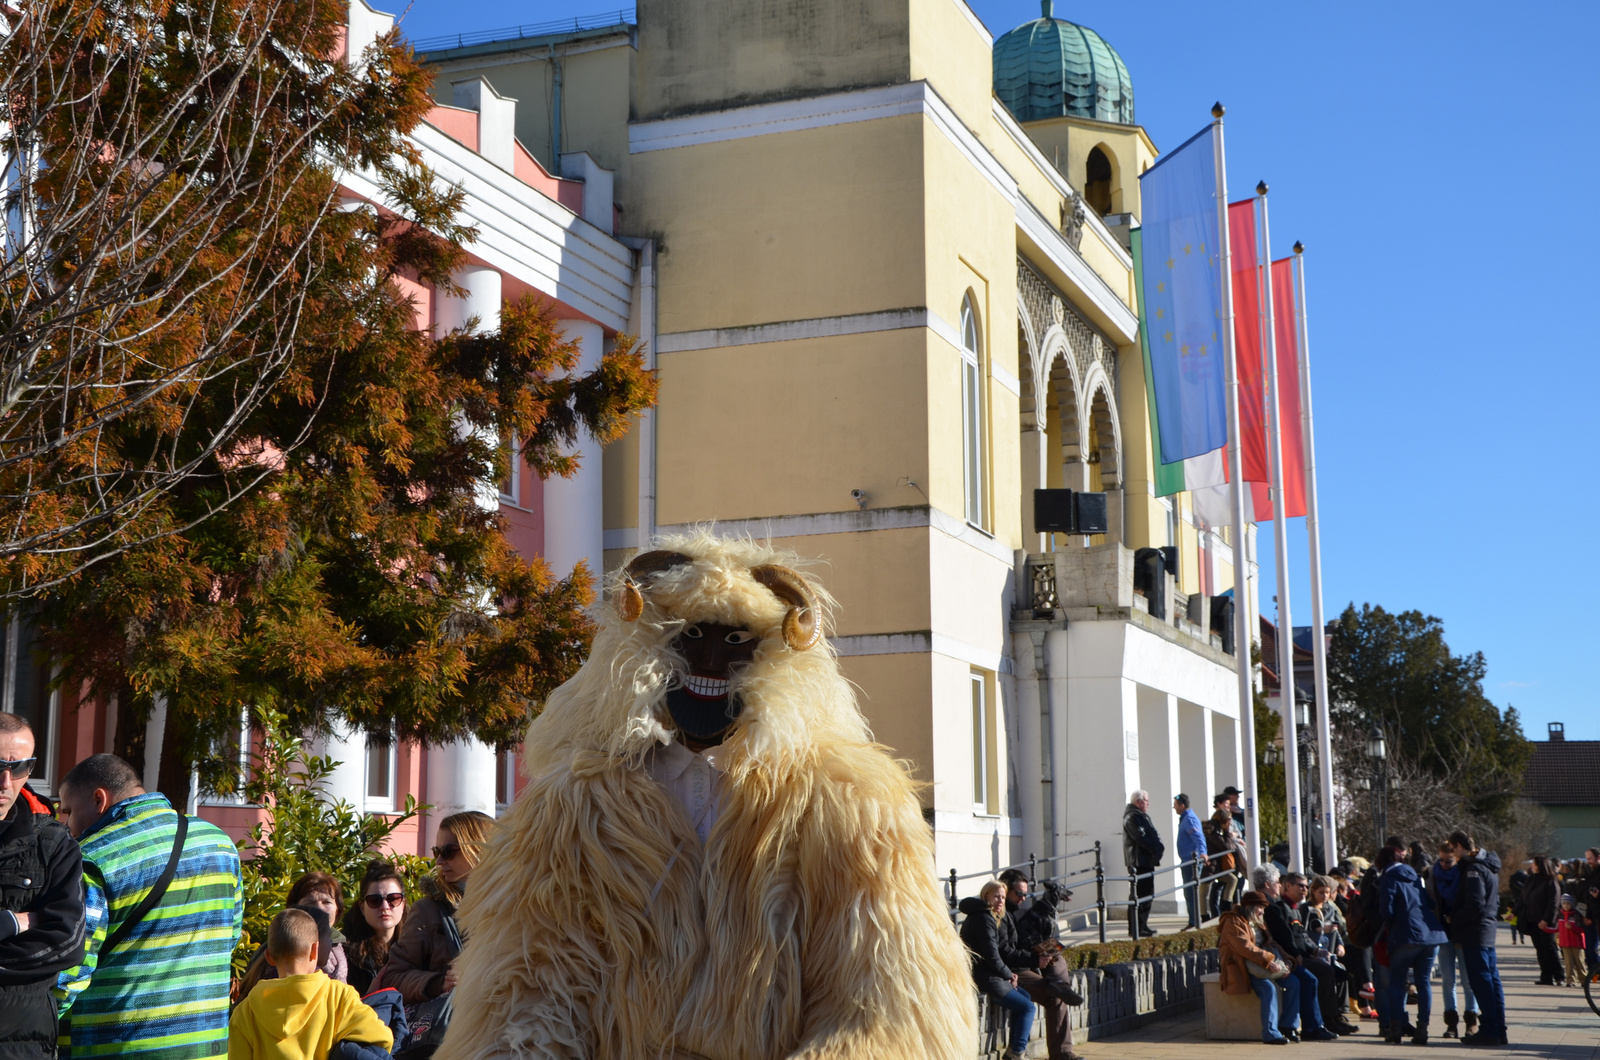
[[0, 0, 427, 597]]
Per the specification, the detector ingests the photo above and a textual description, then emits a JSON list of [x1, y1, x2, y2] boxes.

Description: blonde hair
[[979, 880, 1006, 921], [435, 809, 495, 904]]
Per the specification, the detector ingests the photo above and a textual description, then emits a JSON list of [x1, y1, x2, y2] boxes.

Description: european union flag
[[1138, 123, 1228, 464]]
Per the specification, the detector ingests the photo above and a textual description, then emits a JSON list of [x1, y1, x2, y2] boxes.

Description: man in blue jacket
[[1445, 831, 1508, 1047], [1379, 848, 1449, 1044], [1173, 794, 1206, 929]]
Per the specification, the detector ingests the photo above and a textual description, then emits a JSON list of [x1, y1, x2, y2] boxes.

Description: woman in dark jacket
[[343, 860, 407, 995], [1519, 856, 1563, 985], [382, 810, 494, 1003], [958, 881, 1035, 1060]]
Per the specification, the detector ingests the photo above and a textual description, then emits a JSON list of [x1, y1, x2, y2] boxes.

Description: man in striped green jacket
[[53, 755, 242, 1060]]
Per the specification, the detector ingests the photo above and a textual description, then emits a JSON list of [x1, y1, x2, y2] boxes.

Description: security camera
[[850, 489, 867, 509]]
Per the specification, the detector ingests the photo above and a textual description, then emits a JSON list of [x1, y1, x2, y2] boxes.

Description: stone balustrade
[[974, 948, 1220, 1056]]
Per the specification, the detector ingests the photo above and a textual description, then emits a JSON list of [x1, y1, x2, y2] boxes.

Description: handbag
[[1247, 959, 1289, 980], [394, 911, 462, 1060]]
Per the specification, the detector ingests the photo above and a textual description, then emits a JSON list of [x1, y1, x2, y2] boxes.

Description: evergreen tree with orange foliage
[[3, 0, 656, 792]]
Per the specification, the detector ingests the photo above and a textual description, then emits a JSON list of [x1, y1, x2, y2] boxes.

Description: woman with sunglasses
[[342, 860, 407, 995], [383, 810, 494, 1003]]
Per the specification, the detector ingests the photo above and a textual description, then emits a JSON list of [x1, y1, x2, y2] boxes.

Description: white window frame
[[364, 729, 398, 814], [2, 615, 61, 796], [200, 706, 251, 806], [960, 296, 988, 531], [495, 747, 517, 813], [498, 433, 522, 507], [971, 670, 991, 815]]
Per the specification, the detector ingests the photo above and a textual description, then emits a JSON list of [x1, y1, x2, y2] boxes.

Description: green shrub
[[233, 706, 425, 973], [1059, 926, 1220, 969]]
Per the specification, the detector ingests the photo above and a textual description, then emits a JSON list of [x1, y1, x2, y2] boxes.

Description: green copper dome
[[993, 1, 1134, 125]]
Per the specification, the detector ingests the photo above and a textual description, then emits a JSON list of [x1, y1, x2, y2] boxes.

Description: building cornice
[[990, 99, 1134, 271], [655, 306, 1022, 396], [341, 121, 634, 331], [603, 503, 1016, 567], [628, 79, 1136, 346]]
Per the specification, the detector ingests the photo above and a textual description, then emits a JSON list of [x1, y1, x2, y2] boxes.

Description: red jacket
[[1555, 908, 1586, 949]]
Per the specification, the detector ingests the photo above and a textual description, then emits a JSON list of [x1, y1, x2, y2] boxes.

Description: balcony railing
[[1022, 545, 1234, 656]]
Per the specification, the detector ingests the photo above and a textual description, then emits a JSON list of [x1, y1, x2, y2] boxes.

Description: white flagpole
[[1214, 104, 1259, 872], [1257, 182, 1304, 874], [1295, 241, 1339, 868]]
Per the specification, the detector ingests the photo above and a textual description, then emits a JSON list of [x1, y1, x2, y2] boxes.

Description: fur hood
[[524, 531, 865, 773]]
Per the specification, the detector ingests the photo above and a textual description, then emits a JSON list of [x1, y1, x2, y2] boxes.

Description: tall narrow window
[[1086, 146, 1114, 215], [2, 615, 56, 793], [365, 731, 396, 813], [960, 296, 987, 529], [971, 671, 989, 812], [496, 748, 518, 810], [498, 433, 520, 505], [201, 707, 250, 805]]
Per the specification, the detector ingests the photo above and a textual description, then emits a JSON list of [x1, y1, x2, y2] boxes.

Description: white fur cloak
[[437, 533, 976, 1060]]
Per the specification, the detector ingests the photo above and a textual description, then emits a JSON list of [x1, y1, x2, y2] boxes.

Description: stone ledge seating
[[970, 950, 1218, 1056], [1201, 971, 1268, 1041]]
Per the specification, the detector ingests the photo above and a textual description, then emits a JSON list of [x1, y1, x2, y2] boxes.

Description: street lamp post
[[1365, 723, 1387, 852], [1294, 693, 1317, 868]]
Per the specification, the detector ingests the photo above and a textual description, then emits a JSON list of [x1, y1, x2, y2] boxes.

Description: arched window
[[960, 295, 987, 529], [1085, 146, 1114, 215]]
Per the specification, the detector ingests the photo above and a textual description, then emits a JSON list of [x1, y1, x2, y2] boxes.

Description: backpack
[[1347, 873, 1383, 949]]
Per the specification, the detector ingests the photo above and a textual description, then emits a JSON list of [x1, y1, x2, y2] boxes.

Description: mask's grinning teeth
[[683, 673, 730, 698]]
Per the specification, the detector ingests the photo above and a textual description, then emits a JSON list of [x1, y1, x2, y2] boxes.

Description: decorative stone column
[[436, 265, 503, 512], [427, 263, 504, 845], [543, 319, 605, 582], [307, 721, 367, 810], [424, 738, 498, 848]]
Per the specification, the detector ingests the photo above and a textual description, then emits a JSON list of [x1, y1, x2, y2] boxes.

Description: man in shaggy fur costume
[[438, 533, 976, 1060]]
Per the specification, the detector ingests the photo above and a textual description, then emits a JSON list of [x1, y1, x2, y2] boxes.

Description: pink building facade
[[13, 0, 640, 856]]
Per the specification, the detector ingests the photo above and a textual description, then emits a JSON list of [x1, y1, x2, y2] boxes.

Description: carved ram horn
[[750, 564, 822, 651], [615, 550, 694, 621]]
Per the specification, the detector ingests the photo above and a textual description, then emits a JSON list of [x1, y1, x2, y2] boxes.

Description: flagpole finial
[[1041, 0, 1053, 19], [1211, 102, 1225, 118], [1293, 241, 1305, 255], [1256, 180, 1268, 196]]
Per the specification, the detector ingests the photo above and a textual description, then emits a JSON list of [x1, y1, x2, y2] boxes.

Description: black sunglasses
[[431, 844, 462, 861], [0, 758, 35, 778], [361, 892, 405, 909]]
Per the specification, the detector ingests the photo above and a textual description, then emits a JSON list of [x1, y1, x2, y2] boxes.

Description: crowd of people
[[0, 712, 499, 1060], [956, 787, 1563, 1056], [1505, 849, 1600, 986]]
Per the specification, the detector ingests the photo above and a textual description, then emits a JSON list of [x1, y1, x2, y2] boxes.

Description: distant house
[[1521, 723, 1600, 858]]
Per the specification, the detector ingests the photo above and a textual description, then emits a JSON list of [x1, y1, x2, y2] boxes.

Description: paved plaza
[[1078, 924, 1597, 1059]]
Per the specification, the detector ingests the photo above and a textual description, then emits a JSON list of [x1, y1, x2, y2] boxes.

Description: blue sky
[[395, 1, 1600, 740]]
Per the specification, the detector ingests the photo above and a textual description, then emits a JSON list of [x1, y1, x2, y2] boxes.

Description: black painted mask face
[[666, 621, 760, 746]]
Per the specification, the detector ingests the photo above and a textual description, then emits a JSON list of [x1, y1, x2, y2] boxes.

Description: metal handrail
[[1102, 851, 1240, 941], [942, 844, 1101, 919], [946, 842, 1245, 945]]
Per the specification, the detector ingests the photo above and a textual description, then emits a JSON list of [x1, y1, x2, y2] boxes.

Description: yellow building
[[421, 0, 1257, 897]]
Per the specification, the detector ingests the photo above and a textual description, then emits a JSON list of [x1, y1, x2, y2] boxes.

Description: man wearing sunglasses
[[0, 712, 86, 1058]]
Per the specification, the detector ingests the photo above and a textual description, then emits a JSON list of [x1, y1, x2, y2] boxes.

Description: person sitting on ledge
[[1218, 891, 1297, 1044]]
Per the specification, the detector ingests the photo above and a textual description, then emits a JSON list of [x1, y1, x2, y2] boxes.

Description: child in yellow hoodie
[[230, 908, 395, 1060]]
